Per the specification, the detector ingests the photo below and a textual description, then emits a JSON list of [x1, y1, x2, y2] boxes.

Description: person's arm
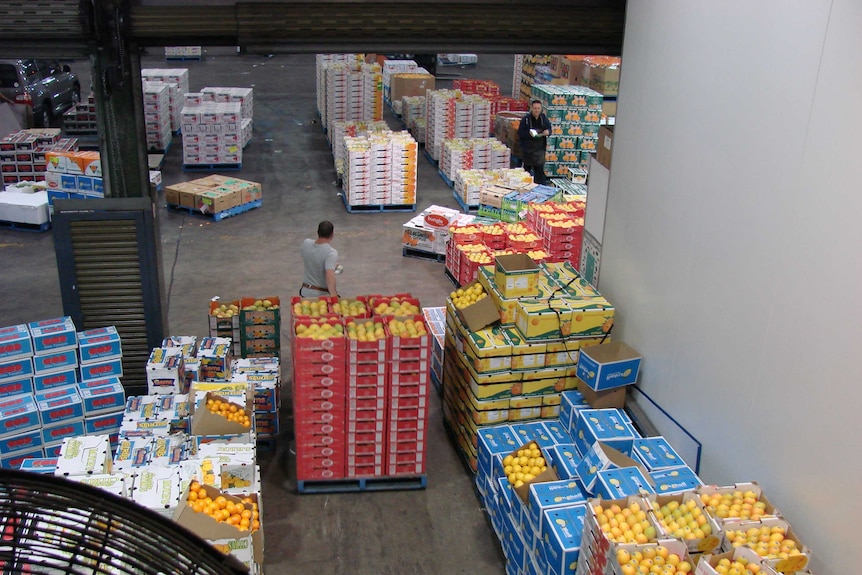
[[325, 268, 337, 297], [540, 114, 551, 137]]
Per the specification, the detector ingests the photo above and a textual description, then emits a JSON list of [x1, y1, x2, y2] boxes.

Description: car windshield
[[0, 65, 19, 88]]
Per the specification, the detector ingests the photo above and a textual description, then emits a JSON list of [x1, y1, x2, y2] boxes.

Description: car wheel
[[38, 105, 52, 128]]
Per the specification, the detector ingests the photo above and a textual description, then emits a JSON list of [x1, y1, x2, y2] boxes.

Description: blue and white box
[[84, 409, 124, 435], [1, 447, 44, 469], [35, 384, 78, 404], [80, 357, 123, 381], [576, 441, 644, 495], [28, 317, 77, 354], [0, 357, 34, 383], [41, 418, 86, 445], [33, 368, 77, 391], [543, 419, 573, 445], [19, 457, 58, 474], [649, 465, 703, 494], [37, 388, 84, 425], [576, 341, 642, 391], [542, 504, 587, 575], [78, 380, 126, 415], [477, 423, 519, 475], [528, 480, 588, 533], [548, 444, 580, 480], [632, 436, 685, 471], [573, 408, 637, 456], [0, 324, 33, 360], [0, 393, 41, 438], [32, 347, 78, 374], [78, 326, 122, 364], [0, 377, 34, 398], [146, 347, 185, 394], [0, 428, 43, 455], [113, 437, 153, 471], [595, 466, 655, 499], [559, 390, 587, 435], [511, 421, 555, 449]]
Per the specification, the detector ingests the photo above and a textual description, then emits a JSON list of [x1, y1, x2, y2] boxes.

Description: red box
[[348, 372, 386, 388], [289, 296, 338, 320], [348, 362, 386, 376], [294, 348, 346, 364], [293, 384, 342, 402], [389, 405, 422, 421], [294, 406, 344, 426], [367, 296, 421, 316], [294, 361, 345, 379], [389, 383, 428, 398], [386, 461, 425, 476], [388, 417, 426, 432], [292, 320, 346, 352], [388, 427, 426, 444], [295, 420, 345, 439], [347, 397, 385, 412], [389, 358, 429, 375], [384, 315, 430, 349], [346, 441, 382, 456], [347, 453, 383, 468], [387, 439, 424, 455], [389, 395, 427, 410], [346, 464, 382, 478], [347, 384, 385, 399], [348, 429, 383, 444], [296, 458, 345, 481], [348, 349, 386, 364], [348, 405, 385, 422], [295, 442, 343, 459], [347, 418, 384, 434], [389, 346, 426, 361], [293, 394, 344, 413]]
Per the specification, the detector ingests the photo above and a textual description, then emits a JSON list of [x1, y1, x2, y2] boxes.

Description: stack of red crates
[[531, 201, 586, 265], [384, 315, 431, 476], [292, 316, 347, 481], [453, 79, 501, 96], [345, 317, 387, 478]]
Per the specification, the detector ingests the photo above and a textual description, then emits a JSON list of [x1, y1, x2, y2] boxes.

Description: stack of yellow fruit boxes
[[443, 259, 614, 472]]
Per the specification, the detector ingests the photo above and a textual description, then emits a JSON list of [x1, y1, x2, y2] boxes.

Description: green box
[[477, 204, 502, 220], [500, 208, 522, 223]]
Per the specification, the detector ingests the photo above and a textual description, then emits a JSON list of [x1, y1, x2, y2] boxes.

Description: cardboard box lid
[[580, 341, 641, 366]]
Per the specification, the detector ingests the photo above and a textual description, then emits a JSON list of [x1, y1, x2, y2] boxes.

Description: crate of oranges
[[191, 392, 254, 437]]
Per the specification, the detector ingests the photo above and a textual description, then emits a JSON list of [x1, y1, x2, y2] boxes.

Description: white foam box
[[0, 190, 50, 224], [124, 394, 161, 420], [77, 326, 122, 364], [0, 324, 33, 360], [119, 417, 173, 438], [68, 472, 130, 498], [113, 436, 154, 471], [149, 434, 188, 467], [130, 465, 184, 514], [54, 434, 112, 476], [146, 347, 186, 394]]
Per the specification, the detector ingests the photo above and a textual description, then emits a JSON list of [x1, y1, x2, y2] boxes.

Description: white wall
[[602, 2, 862, 573]]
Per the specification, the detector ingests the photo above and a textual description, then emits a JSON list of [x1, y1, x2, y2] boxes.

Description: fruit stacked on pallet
[[452, 79, 501, 97], [61, 93, 98, 134], [141, 68, 191, 133], [381, 59, 419, 106], [290, 294, 431, 484], [323, 61, 383, 137], [164, 175, 262, 216], [164, 46, 202, 60], [439, 138, 511, 183], [342, 131, 417, 207], [426, 90, 493, 162], [388, 71, 434, 116], [401, 204, 478, 258], [180, 99, 243, 167], [0, 128, 76, 187], [518, 55, 554, 101], [331, 120, 390, 177], [208, 297, 281, 358], [401, 96, 426, 134], [442, 258, 615, 472], [315, 54, 365, 128], [201, 87, 254, 147], [142, 82, 173, 151], [531, 84, 603, 178], [44, 150, 104, 205], [454, 168, 540, 217], [0, 317, 126, 467]]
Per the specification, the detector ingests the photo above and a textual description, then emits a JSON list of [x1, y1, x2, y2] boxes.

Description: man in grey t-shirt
[[300, 220, 338, 297]]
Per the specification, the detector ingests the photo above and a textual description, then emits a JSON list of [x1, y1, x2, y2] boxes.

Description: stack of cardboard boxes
[[518, 55, 554, 102], [452, 169, 537, 217], [290, 294, 431, 483], [388, 71, 434, 115], [439, 138, 512, 184], [331, 120, 390, 177], [142, 68, 190, 134], [44, 150, 103, 208], [180, 101, 244, 167], [143, 82, 173, 151], [164, 46, 202, 60], [342, 131, 417, 208], [315, 54, 364, 127], [426, 90, 493, 162], [401, 96, 426, 134], [442, 258, 616, 473], [200, 87, 254, 148], [324, 62, 384, 137], [164, 175, 262, 217], [381, 59, 419, 104], [0, 129, 76, 187]]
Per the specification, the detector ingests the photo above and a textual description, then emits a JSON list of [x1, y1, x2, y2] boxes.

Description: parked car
[[0, 59, 80, 128]]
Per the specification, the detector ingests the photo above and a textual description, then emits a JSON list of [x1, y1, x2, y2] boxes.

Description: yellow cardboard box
[[567, 298, 615, 337], [495, 254, 540, 298], [515, 299, 574, 340]]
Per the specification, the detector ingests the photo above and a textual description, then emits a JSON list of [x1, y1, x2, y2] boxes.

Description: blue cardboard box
[[528, 480, 588, 533], [41, 418, 85, 445], [559, 390, 588, 435], [18, 457, 58, 473], [548, 444, 581, 480], [84, 409, 124, 435], [0, 447, 44, 469], [37, 389, 84, 425], [32, 347, 79, 374], [78, 326, 122, 364], [573, 408, 637, 456], [78, 380, 126, 416], [542, 504, 587, 575], [511, 421, 555, 448], [632, 436, 686, 471], [0, 393, 41, 438], [80, 357, 123, 381], [576, 342, 642, 391], [76, 175, 94, 193], [576, 441, 645, 495], [0, 377, 34, 398], [35, 384, 78, 404], [543, 419, 574, 445], [0, 324, 32, 360], [477, 423, 519, 476], [595, 466, 655, 499], [33, 368, 77, 391], [0, 428, 42, 455], [649, 465, 703, 494], [28, 317, 77, 354], [0, 356, 34, 383]]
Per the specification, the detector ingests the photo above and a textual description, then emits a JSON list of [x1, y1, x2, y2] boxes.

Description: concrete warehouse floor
[[0, 49, 522, 574]]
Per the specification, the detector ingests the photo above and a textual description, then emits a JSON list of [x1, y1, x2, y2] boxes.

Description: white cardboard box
[[0, 190, 49, 225]]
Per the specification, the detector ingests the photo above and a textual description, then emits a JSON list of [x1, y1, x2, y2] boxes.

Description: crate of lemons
[[502, 441, 548, 488], [450, 282, 489, 309]]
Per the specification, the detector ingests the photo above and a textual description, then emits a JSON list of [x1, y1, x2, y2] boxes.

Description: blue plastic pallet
[[452, 190, 479, 213], [422, 147, 439, 167], [402, 247, 445, 262], [341, 192, 416, 214], [430, 369, 442, 396], [165, 56, 202, 62], [182, 162, 242, 172], [166, 199, 262, 221], [437, 169, 455, 189], [0, 219, 51, 232], [297, 474, 427, 494]]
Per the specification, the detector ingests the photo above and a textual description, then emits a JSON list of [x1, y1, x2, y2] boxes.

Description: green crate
[[477, 204, 502, 220]]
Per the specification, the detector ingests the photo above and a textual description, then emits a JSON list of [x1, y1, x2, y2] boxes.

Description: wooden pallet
[[297, 474, 427, 494]]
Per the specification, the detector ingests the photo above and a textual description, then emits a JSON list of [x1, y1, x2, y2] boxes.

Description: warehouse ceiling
[[0, 0, 625, 58]]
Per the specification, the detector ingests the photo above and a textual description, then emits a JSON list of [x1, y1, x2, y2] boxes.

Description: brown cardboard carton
[[390, 73, 436, 103], [577, 377, 626, 409], [597, 125, 614, 169]]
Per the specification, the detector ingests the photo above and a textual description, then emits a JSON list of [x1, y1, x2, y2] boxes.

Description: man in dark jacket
[[518, 99, 552, 184]]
